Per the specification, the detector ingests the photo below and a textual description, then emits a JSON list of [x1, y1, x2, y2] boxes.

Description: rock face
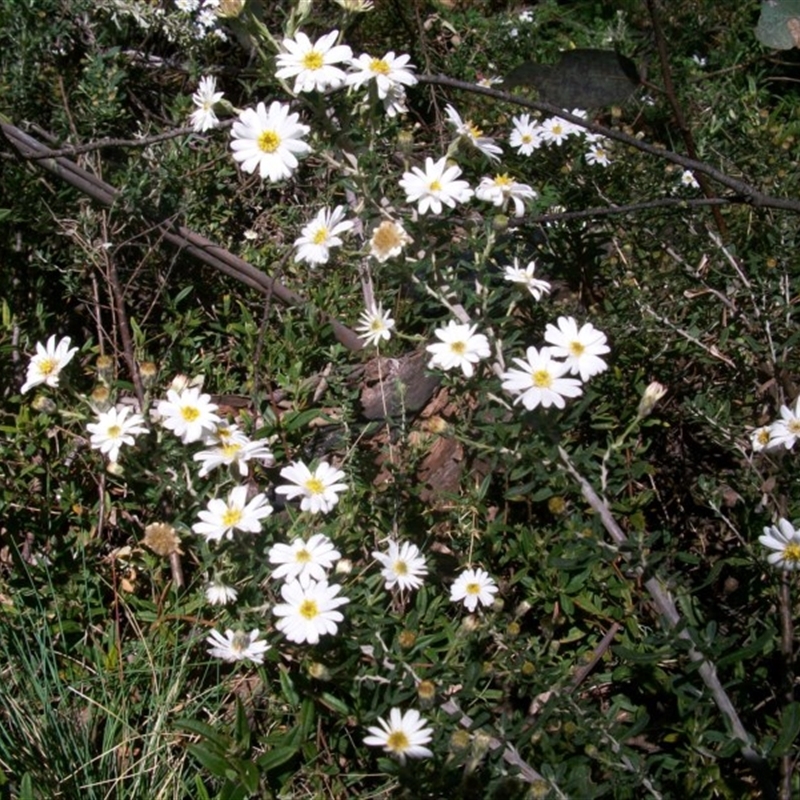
[[503, 49, 640, 109]]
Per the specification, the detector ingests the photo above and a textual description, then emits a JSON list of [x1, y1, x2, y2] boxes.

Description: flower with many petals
[[369, 219, 412, 262], [679, 169, 699, 189], [206, 628, 270, 664], [768, 399, 800, 450], [87, 406, 148, 463], [156, 386, 220, 444], [475, 174, 536, 217], [450, 567, 498, 611], [21, 335, 78, 393], [272, 578, 349, 644], [190, 75, 224, 132], [275, 30, 352, 93], [501, 346, 583, 410], [294, 206, 354, 266], [193, 437, 275, 477], [760, 519, 800, 571], [399, 157, 473, 215], [540, 116, 576, 146], [192, 485, 273, 542], [275, 460, 347, 514], [364, 708, 433, 763], [268, 534, 341, 586], [356, 303, 395, 347], [346, 51, 417, 99], [543, 316, 610, 382], [444, 104, 502, 161], [372, 540, 428, 592], [426, 320, 490, 378], [205, 580, 238, 605], [230, 101, 311, 182], [585, 142, 611, 167], [509, 113, 544, 156], [502, 258, 551, 300]]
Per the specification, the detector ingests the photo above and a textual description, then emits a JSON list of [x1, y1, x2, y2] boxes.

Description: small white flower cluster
[[423, 313, 609, 412], [174, 0, 228, 41], [509, 111, 613, 167], [751, 397, 800, 452]]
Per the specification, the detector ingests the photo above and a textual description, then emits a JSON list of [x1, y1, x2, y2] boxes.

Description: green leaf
[[235, 697, 252, 752], [186, 743, 231, 778], [774, 703, 800, 756], [257, 745, 299, 773], [755, 0, 800, 49], [279, 667, 299, 705]]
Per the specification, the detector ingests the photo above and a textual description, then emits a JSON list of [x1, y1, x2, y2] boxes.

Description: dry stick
[[558, 447, 777, 799], [418, 75, 800, 215], [0, 121, 364, 353], [779, 575, 794, 800], [645, 0, 727, 238]]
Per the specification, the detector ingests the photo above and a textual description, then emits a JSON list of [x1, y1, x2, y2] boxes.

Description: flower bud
[[96, 355, 114, 384], [139, 361, 158, 388], [637, 381, 667, 419]]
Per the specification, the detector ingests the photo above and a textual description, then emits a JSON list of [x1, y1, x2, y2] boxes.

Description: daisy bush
[[4, 1, 800, 798]]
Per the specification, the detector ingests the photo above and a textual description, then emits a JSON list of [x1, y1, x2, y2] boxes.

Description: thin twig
[[558, 446, 776, 798]]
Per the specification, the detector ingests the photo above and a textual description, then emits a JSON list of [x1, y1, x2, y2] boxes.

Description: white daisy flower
[[450, 567, 498, 611], [294, 205, 354, 266], [509, 113, 544, 156], [87, 406, 148, 463], [500, 345, 583, 410], [205, 580, 238, 605], [751, 425, 773, 452], [206, 628, 270, 664], [475, 173, 536, 217], [275, 30, 353, 93], [399, 156, 474, 215], [372, 540, 428, 592], [364, 707, 434, 763], [275, 460, 347, 515], [502, 258, 551, 300], [760, 519, 800, 571], [356, 303, 395, 347], [382, 83, 409, 117], [444, 104, 503, 161], [230, 101, 311, 182], [189, 75, 223, 132], [192, 485, 273, 542], [426, 320, 490, 378], [272, 578, 349, 644], [268, 533, 341, 586], [193, 437, 275, 477], [20, 335, 78, 393], [543, 316, 610, 382], [368, 219, 412, 262], [585, 142, 611, 167], [769, 398, 800, 449], [156, 386, 221, 444], [540, 116, 576, 146], [346, 51, 417, 99]]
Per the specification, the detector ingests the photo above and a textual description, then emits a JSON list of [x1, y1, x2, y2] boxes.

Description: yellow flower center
[[305, 477, 326, 495], [312, 227, 330, 245], [756, 429, 771, 445], [494, 173, 513, 187], [789, 420, 800, 434], [370, 58, 390, 75], [784, 543, 800, 563], [466, 122, 483, 139], [181, 405, 201, 422], [531, 369, 553, 389], [302, 50, 324, 71], [295, 548, 311, 564], [465, 582, 481, 595], [107, 424, 122, 438], [299, 599, 319, 619], [386, 731, 410, 752], [370, 319, 385, 332], [569, 342, 586, 357], [231, 631, 250, 653], [257, 130, 280, 153], [222, 508, 243, 528], [39, 357, 58, 376], [521, 133, 532, 143], [429, 179, 442, 192], [394, 560, 409, 575], [450, 341, 466, 355], [552, 123, 563, 135]]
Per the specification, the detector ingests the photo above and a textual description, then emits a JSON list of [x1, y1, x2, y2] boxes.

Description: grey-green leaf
[[755, 0, 800, 50]]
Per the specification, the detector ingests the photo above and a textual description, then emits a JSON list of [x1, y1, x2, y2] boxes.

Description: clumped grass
[[2, 0, 800, 798]]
